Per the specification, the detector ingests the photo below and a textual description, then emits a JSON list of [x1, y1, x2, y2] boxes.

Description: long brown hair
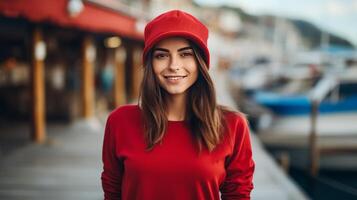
[[139, 40, 231, 152]]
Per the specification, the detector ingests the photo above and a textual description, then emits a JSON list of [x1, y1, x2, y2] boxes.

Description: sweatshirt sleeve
[[220, 116, 255, 200], [101, 115, 123, 200]]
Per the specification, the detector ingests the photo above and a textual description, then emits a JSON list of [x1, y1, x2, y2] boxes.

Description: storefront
[[0, 0, 145, 143]]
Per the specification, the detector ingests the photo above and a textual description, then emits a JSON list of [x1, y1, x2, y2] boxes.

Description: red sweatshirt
[[101, 105, 254, 200]]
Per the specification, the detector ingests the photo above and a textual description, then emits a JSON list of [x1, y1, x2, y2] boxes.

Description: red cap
[[143, 10, 210, 67]]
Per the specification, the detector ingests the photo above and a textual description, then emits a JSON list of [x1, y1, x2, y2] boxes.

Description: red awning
[[0, 0, 143, 40]]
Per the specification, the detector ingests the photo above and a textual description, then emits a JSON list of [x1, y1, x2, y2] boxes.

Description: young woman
[[101, 10, 255, 200]]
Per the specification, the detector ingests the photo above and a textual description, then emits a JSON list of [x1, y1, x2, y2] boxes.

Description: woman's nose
[[168, 54, 181, 71]]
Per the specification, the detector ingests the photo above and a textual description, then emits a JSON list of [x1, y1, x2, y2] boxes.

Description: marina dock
[[0, 70, 308, 200]]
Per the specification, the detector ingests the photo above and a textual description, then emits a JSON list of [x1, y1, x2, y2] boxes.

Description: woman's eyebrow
[[153, 48, 169, 52], [153, 46, 192, 53], [178, 47, 192, 52]]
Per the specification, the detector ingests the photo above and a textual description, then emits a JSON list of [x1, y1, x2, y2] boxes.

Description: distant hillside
[[218, 5, 354, 49], [290, 19, 354, 48]]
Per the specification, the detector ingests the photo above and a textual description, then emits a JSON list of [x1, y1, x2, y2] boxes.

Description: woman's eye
[[181, 52, 193, 57], [154, 53, 168, 59]]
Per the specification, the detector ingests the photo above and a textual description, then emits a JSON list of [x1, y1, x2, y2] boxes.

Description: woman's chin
[[164, 88, 188, 96]]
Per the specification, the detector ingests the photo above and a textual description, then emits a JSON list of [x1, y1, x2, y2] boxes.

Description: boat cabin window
[[325, 82, 357, 102]]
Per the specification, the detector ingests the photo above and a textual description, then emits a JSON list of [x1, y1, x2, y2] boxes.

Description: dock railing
[[307, 75, 357, 176], [308, 76, 337, 176]]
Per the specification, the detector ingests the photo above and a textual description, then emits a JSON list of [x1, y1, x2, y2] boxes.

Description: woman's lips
[[164, 75, 187, 83]]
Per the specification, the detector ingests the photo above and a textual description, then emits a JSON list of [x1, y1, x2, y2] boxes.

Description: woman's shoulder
[[108, 104, 141, 121], [220, 107, 250, 147], [220, 106, 249, 133], [220, 106, 247, 124]]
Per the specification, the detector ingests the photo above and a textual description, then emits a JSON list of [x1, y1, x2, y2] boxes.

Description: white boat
[[256, 73, 357, 170]]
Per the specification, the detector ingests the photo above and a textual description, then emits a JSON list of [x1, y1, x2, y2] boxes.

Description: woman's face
[[152, 37, 198, 96]]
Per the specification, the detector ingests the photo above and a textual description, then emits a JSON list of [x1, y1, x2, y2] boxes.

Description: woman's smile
[[164, 75, 188, 83]]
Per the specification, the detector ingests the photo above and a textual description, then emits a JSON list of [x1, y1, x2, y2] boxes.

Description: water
[[289, 167, 357, 199]]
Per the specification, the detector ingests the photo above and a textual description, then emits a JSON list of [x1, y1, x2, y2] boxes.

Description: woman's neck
[[165, 93, 187, 121]]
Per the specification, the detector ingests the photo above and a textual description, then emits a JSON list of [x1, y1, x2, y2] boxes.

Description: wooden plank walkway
[[0, 120, 103, 200]]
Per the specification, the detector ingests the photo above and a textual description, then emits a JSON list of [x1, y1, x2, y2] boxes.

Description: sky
[[195, 0, 357, 47]]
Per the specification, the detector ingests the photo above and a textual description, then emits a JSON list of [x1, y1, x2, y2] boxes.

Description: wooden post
[[309, 100, 320, 176], [81, 36, 95, 118], [113, 47, 127, 107], [130, 47, 143, 102], [278, 151, 290, 173], [31, 27, 46, 143]]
